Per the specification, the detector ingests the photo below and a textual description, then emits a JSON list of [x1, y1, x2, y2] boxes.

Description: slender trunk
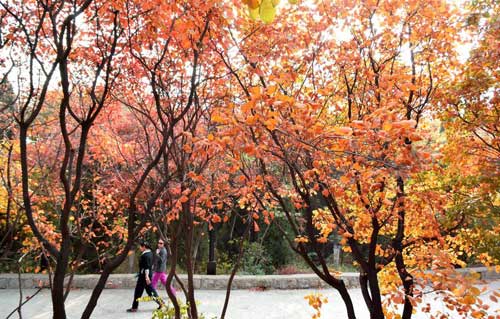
[[17, 261, 23, 319], [1, 145, 14, 258], [191, 231, 202, 272], [396, 252, 413, 319], [184, 203, 197, 319], [81, 241, 134, 319], [274, 214, 357, 319], [166, 235, 181, 319], [335, 280, 357, 319], [63, 246, 85, 301], [395, 175, 413, 319], [360, 273, 373, 312], [220, 218, 251, 319], [80, 269, 112, 319]]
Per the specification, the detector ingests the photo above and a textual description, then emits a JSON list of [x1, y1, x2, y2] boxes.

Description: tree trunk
[[184, 203, 198, 319], [335, 280, 357, 319], [366, 271, 384, 319], [80, 269, 112, 319], [166, 234, 181, 319], [52, 256, 68, 319], [360, 273, 373, 312], [81, 241, 133, 319], [220, 218, 251, 319]]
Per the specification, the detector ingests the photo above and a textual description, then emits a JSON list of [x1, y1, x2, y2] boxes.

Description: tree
[[441, 0, 500, 267], [213, 0, 495, 318], [0, 1, 125, 317]]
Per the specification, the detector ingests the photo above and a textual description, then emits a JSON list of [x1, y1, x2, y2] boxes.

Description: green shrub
[[239, 241, 274, 275]]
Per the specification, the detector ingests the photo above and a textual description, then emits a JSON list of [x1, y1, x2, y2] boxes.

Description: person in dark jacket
[[127, 241, 162, 312]]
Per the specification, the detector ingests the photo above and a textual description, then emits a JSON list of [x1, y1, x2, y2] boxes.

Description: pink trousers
[[151, 272, 176, 295]]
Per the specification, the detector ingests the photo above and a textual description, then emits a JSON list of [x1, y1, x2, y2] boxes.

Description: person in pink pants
[[152, 239, 176, 296]]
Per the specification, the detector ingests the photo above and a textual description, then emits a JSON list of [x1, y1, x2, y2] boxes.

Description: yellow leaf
[[469, 286, 481, 296], [259, 0, 276, 23], [212, 114, 226, 124], [266, 85, 278, 94], [340, 175, 350, 184], [249, 7, 260, 20], [249, 86, 261, 96], [246, 115, 258, 125], [463, 295, 476, 305]]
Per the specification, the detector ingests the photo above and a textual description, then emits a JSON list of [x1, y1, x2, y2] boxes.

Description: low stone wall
[[0, 273, 359, 290], [0, 267, 498, 290]]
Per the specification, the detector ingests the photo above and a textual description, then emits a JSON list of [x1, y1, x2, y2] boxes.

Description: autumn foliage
[[0, 0, 499, 319]]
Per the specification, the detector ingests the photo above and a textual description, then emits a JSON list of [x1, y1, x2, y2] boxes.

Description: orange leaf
[[253, 221, 260, 232], [334, 127, 353, 135], [212, 214, 222, 223]]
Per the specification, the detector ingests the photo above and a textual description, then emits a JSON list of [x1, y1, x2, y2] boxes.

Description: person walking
[[152, 238, 176, 296], [127, 240, 162, 312]]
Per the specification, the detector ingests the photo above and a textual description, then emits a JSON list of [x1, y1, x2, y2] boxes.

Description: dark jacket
[[139, 250, 153, 279], [154, 247, 167, 273]]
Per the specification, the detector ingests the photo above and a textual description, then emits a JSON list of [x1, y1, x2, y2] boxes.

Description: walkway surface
[[1, 281, 500, 319]]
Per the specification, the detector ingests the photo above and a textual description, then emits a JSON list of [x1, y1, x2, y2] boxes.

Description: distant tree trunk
[[220, 216, 251, 319]]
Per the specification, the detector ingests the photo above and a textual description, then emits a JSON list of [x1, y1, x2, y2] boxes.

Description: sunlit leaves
[[242, 0, 294, 23]]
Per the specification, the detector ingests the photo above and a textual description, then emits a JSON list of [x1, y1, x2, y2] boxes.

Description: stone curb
[[0, 267, 497, 290]]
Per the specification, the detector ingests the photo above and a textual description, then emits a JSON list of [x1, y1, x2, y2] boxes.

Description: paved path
[[1, 281, 500, 319]]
